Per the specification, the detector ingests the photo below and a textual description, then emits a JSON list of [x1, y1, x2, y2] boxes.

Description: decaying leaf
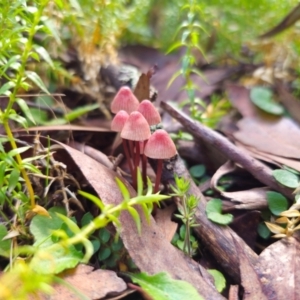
[[52, 141, 224, 300], [154, 204, 178, 242], [38, 264, 127, 299], [211, 160, 269, 210], [256, 237, 300, 299], [233, 237, 268, 300]]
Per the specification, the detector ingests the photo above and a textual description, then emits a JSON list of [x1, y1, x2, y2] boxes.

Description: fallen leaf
[[256, 237, 300, 299], [134, 73, 150, 101], [40, 264, 127, 299], [234, 117, 300, 159], [52, 140, 224, 300], [154, 204, 178, 242], [211, 161, 269, 210], [233, 237, 268, 300]]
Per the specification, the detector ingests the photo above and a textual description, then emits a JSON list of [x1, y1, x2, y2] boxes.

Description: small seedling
[[170, 176, 200, 256], [205, 199, 233, 225]]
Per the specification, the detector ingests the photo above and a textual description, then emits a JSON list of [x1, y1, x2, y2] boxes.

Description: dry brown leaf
[[236, 141, 300, 172], [228, 285, 239, 300], [233, 237, 268, 300], [276, 79, 300, 125], [227, 84, 258, 118], [154, 204, 178, 242], [134, 73, 150, 101], [211, 160, 269, 210], [234, 117, 300, 159], [54, 142, 224, 300], [40, 264, 126, 299], [256, 237, 300, 299]]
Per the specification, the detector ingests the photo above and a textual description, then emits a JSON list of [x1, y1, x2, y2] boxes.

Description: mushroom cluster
[[110, 86, 177, 192]]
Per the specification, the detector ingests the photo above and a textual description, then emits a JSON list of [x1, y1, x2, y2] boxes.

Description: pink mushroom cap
[[110, 86, 140, 114], [111, 110, 129, 132], [121, 111, 151, 141], [144, 129, 177, 159], [137, 100, 161, 125]]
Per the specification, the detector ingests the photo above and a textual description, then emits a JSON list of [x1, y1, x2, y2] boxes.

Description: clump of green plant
[[0, 0, 53, 212], [0, 168, 169, 297], [170, 176, 199, 256]]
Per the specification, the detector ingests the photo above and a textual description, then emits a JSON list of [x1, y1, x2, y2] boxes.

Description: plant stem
[[1, 2, 47, 209], [3, 122, 35, 208]]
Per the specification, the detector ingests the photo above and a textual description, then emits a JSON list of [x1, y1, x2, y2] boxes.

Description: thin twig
[[161, 101, 294, 200]]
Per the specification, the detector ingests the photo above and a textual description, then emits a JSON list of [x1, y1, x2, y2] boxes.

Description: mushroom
[[121, 111, 151, 188], [110, 86, 140, 114], [144, 129, 177, 193], [137, 100, 161, 126], [111, 110, 133, 174], [137, 100, 162, 184]]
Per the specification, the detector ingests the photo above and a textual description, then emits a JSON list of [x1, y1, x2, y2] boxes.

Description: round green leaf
[[206, 199, 222, 214], [272, 169, 299, 188], [111, 239, 123, 252], [207, 269, 226, 293], [257, 222, 270, 239], [98, 247, 111, 261], [267, 191, 288, 216], [129, 272, 204, 300], [91, 239, 101, 253], [189, 164, 206, 178], [98, 228, 111, 243], [81, 212, 93, 227], [207, 212, 233, 225], [250, 87, 284, 115]]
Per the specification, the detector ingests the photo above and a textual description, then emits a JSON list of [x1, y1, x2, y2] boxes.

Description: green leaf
[[91, 239, 101, 253], [30, 243, 82, 274], [81, 212, 93, 227], [207, 269, 226, 293], [8, 146, 31, 157], [64, 103, 100, 122], [98, 228, 111, 243], [206, 199, 233, 225], [257, 222, 271, 239], [189, 164, 205, 178], [8, 168, 20, 193], [98, 247, 111, 261], [115, 178, 130, 201], [272, 169, 299, 188], [207, 212, 233, 225], [0, 82, 15, 96], [33, 45, 54, 68], [78, 190, 105, 210], [25, 71, 50, 95], [128, 272, 203, 300], [8, 113, 28, 128], [30, 208, 64, 247], [128, 206, 141, 234], [267, 191, 288, 216], [250, 87, 284, 115], [16, 98, 36, 125], [0, 225, 11, 255]]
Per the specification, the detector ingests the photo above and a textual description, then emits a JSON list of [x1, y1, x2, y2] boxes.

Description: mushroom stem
[[142, 141, 147, 186], [133, 141, 140, 189], [122, 139, 133, 175], [154, 159, 163, 193]]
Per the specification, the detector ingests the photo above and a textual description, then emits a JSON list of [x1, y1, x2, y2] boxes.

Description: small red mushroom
[[144, 129, 177, 193], [137, 100, 162, 183], [111, 110, 133, 174], [137, 100, 161, 126], [111, 86, 140, 114], [121, 111, 151, 188], [111, 110, 129, 132]]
